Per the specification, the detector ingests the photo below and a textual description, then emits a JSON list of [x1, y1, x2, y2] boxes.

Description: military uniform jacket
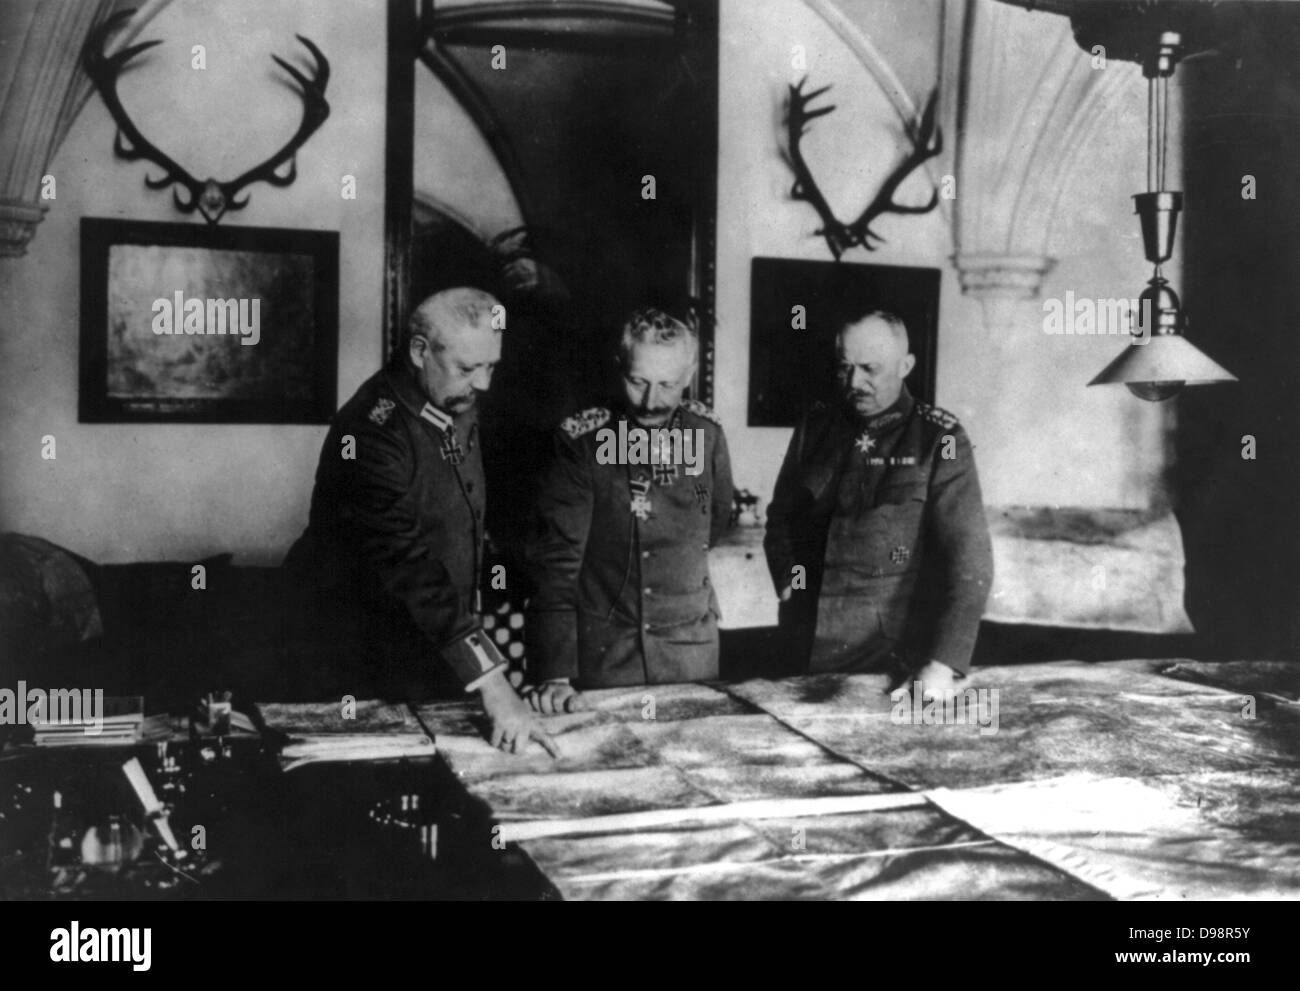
[[285, 363, 486, 675], [525, 401, 735, 688], [764, 386, 992, 676]]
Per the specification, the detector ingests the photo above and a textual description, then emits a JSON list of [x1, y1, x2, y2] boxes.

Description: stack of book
[[32, 696, 170, 747]]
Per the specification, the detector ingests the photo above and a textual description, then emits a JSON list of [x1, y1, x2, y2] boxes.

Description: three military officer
[[286, 292, 988, 740], [285, 288, 557, 755], [764, 310, 993, 695], [525, 308, 734, 711]]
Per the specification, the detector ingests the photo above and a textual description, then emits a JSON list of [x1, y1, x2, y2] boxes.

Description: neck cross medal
[[652, 431, 677, 486], [440, 428, 465, 465]]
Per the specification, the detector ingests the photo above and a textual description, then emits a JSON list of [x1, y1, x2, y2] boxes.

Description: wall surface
[[413, 64, 521, 240], [0, 0, 387, 564], [714, 0, 1170, 512], [1, 0, 1179, 571]]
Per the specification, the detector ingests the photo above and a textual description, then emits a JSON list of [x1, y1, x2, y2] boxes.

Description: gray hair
[[616, 307, 698, 362], [836, 309, 910, 353], [407, 287, 501, 350]]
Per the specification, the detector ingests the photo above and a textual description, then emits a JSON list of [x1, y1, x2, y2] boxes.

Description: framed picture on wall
[[79, 218, 338, 423], [747, 257, 940, 427]]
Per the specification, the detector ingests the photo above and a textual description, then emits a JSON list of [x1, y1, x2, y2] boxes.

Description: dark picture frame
[[747, 257, 940, 427], [79, 218, 338, 423]]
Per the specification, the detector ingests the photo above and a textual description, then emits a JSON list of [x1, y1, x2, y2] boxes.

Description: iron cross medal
[[440, 429, 465, 465]]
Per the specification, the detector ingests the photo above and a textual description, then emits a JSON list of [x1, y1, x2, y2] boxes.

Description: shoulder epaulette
[[915, 401, 960, 430], [681, 398, 722, 427], [367, 396, 397, 427], [559, 406, 611, 439]]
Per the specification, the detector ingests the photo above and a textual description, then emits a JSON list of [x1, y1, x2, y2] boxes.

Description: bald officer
[[285, 288, 556, 755], [764, 310, 993, 695], [525, 308, 734, 712]]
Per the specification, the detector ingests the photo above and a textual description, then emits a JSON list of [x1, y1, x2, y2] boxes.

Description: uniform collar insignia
[[868, 410, 903, 432], [419, 402, 454, 432], [381, 365, 464, 433]]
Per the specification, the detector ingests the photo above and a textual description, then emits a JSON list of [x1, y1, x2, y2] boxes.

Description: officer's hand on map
[[525, 679, 589, 715], [478, 668, 561, 757], [914, 660, 957, 701]]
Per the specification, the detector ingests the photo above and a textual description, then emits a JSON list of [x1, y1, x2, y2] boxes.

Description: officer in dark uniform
[[765, 309, 992, 693], [285, 288, 556, 755], [525, 309, 734, 710]]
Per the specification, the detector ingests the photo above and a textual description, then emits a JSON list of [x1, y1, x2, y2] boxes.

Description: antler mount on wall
[[83, 9, 330, 225], [784, 76, 942, 261]]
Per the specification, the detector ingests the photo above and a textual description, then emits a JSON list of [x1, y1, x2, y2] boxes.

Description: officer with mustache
[[524, 308, 734, 712], [764, 310, 993, 697], [285, 288, 557, 756]]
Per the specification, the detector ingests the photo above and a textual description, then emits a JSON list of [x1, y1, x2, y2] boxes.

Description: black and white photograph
[[80, 218, 338, 422], [0, 0, 1296, 949]]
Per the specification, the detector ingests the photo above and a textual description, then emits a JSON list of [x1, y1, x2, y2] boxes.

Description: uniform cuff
[[441, 629, 508, 691]]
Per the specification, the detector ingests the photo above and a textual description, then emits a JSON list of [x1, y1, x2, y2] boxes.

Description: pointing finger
[[532, 727, 561, 759]]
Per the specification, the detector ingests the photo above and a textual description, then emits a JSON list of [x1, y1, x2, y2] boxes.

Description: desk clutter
[[27, 696, 171, 748], [256, 700, 437, 771], [0, 694, 456, 899], [1, 736, 264, 897]]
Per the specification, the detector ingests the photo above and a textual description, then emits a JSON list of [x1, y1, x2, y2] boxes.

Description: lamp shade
[[1088, 333, 1238, 392]]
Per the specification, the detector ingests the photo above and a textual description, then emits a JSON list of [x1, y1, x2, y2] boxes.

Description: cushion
[[0, 533, 102, 663]]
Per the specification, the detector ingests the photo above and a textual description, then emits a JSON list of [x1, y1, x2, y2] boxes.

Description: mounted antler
[[784, 76, 942, 260], [83, 8, 330, 224]]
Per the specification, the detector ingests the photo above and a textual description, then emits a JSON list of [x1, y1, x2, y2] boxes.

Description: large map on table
[[412, 661, 1300, 900]]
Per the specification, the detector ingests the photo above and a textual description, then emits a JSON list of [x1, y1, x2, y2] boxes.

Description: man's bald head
[[406, 287, 503, 413], [835, 310, 915, 417], [408, 287, 500, 350]]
